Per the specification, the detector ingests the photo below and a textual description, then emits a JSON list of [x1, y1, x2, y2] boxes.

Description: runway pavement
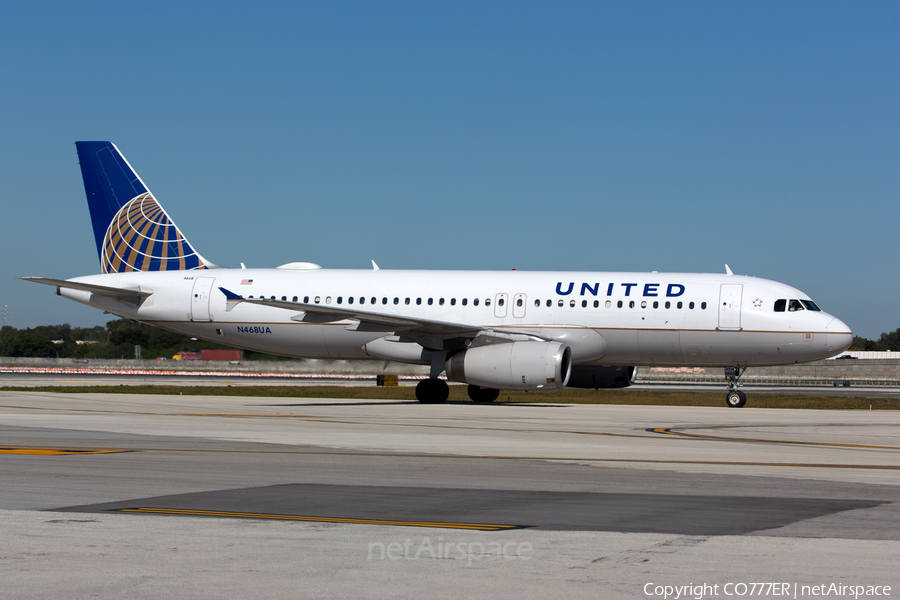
[[1, 383, 898, 599], [3, 370, 900, 398]]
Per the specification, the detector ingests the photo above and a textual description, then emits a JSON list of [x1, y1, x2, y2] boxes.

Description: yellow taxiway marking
[[0, 447, 129, 455], [652, 426, 900, 450], [3, 444, 894, 470], [117, 507, 522, 530]]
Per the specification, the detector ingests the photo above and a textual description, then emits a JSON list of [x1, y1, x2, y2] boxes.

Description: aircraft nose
[[825, 317, 853, 353]]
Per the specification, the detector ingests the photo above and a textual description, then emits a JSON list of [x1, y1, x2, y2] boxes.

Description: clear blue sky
[[1, 2, 897, 339]]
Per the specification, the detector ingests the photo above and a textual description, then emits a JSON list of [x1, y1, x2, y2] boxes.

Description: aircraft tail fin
[[75, 141, 218, 273]]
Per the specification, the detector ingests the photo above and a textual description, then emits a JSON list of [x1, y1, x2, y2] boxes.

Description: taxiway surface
[[1, 386, 898, 599], [3, 370, 899, 398]]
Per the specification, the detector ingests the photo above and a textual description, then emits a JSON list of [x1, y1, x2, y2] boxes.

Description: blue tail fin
[[75, 141, 216, 273]]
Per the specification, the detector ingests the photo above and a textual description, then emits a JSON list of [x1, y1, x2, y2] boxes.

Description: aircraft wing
[[20, 277, 152, 299], [219, 287, 483, 348]]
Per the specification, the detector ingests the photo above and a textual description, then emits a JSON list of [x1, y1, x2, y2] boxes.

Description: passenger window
[[689, 301, 694, 309], [281, 296, 287, 301], [315, 296, 321, 304], [582, 300, 587, 308], [558, 300, 564, 307], [517, 299, 523, 307], [629, 301, 635, 308], [270, 296, 275, 300], [393, 297, 399, 305], [451, 298, 456, 306], [593, 300, 599, 308], [428, 298, 433, 305], [359, 297, 365, 304], [382, 297, 387, 305], [462, 298, 467, 306], [473, 298, 479, 306], [439, 298, 445, 306], [404, 298, 410, 305], [416, 298, 422, 305], [370, 297, 376, 305], [337, 297, 342, 304], [570, 300, 576, 307], [677, 301, 683, 309], [292, 296, 298, 302], [641, 301, 647, 308], [774, 299, 786, 312], [605, 300, 611, 308], [534, 299, 540, 307], [546, 299, 552, 307], [348, 297, 354, 304], [485, 299, 491, 306], [665, 301, 670, 309], [325, 296, 332, 304], [304, 296, 309, 303], [701, 302, 706, 309], [617, 300, 623, 308], [653, 301, 658, 309], [789, 299, 804, 312], [498, 298, 504, 307]]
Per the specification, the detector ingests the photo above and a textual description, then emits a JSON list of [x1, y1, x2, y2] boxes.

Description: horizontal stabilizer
[[20, 277, 152, 299]]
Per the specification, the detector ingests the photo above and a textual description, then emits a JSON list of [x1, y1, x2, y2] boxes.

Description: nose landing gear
[[724, 366, 747, 408]]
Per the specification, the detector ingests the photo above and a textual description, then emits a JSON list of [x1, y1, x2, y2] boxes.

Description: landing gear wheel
[[725, 390, 747, 408], [416, 378, 449, 404], [467, 385, 499, 403]]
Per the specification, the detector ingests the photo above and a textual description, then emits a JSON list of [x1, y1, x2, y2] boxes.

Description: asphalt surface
[[1, 381, 898, 599], [3, 370, 900, 398]]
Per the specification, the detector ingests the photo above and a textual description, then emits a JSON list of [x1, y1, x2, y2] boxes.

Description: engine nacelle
[[566, 365, 636, 389], [445, 341, 572, 391]]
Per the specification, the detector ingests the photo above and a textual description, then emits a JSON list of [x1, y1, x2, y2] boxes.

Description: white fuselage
[[60, 268, 852, 368]]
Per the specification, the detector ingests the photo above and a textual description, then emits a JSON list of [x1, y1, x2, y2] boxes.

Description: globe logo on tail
[[101, 193, 207, 273]]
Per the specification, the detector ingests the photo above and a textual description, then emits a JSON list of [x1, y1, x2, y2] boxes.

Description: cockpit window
[[801, 300, 821, 311], [788, 299, 804, 312], [774, 299, 786, 312]]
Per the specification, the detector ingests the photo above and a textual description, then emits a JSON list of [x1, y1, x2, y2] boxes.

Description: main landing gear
[[724, 366, 747, 408], [415, 380, 501, 404], [416, 378, 449, 404], [467, 385, 499, 403]]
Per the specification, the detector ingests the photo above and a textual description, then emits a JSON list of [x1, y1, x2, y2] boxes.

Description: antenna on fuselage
[[725, 264, 734, 276], [372, 260, 380, 271]]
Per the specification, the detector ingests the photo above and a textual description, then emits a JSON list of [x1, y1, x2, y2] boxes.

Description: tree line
[[0, 320, 288, 360], [850, 330, 900, 352]]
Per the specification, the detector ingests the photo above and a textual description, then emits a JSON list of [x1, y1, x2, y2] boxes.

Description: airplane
[[22, 142, 853, 407]]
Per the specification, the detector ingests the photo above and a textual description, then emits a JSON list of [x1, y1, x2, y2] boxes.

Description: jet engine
[[445, 341, 572, 391], [566, 365, 636, 389]]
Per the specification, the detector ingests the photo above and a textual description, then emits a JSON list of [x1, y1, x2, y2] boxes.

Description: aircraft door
[[191, 277, 216, 322], [513, 294, 527, 318], [494, 293, 508, 318], [718, 284, 743, 330]]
